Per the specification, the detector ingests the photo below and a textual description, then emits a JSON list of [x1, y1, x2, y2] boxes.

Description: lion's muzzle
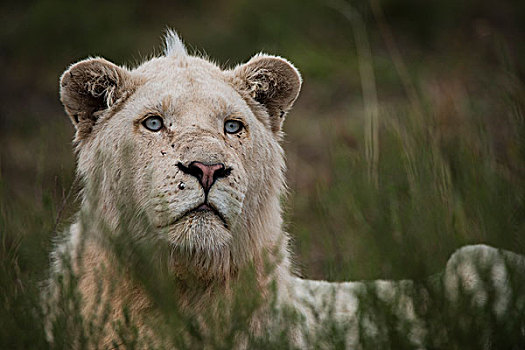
[[176, 161, 232, 193]]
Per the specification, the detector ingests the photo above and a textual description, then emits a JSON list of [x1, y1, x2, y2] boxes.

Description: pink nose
[[177, 161, 231, 192]]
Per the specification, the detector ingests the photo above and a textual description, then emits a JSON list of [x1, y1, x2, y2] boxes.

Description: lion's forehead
[[126, 73, 249, 123]]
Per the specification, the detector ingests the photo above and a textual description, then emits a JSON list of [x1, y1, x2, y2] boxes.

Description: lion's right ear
[[228, 55, 302, 134], [60, 58, 134, 139]]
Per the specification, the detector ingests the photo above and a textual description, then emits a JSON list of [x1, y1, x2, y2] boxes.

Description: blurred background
[[1, 0, 524, 304]]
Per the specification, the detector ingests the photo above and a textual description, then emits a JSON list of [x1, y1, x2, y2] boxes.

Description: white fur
[[164, 29, 187, 57]]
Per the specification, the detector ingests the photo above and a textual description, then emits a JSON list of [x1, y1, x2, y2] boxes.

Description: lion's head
[[60, 31, 301, 281]]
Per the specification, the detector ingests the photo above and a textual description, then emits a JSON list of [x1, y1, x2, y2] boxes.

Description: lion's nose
[[177, 161, 231, 193]]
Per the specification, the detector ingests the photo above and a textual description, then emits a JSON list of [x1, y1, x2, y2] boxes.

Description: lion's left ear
[[60, 58, 135, 141], [228, 55, 302, 133]]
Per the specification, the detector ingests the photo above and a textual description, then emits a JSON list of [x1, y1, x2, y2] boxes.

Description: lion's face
[[103, 57, 280, 252], [60, 33, 301, 279]]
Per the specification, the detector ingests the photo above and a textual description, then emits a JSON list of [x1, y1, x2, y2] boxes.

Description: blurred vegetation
[[1, 0, 525, 348]]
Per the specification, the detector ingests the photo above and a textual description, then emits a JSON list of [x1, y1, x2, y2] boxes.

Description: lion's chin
[[163, 212, 234, 280], [165, 211, 233, 252]]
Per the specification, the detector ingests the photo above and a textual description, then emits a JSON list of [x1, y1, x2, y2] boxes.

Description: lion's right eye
[[142, 116, 164, 132], [224, 120, 244, 134]]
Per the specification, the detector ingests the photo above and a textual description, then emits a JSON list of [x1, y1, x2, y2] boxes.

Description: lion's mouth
[[160, 202, 229, 229]]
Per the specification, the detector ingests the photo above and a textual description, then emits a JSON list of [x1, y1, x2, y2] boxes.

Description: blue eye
[[142, 116, 164, 132], [224, 120, 243, 134]]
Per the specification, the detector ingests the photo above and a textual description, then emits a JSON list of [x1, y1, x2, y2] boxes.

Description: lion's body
[[47, 31, 525, 348]]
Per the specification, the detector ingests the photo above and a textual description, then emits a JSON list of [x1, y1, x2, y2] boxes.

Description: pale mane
[[163, 29, 187, 57]]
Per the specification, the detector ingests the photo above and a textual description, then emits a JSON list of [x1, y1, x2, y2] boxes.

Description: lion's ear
[[60, 58, 134, 139], [229, 55, 302, 133]]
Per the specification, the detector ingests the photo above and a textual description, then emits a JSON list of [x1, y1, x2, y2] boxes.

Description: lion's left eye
[[142, 116, 164, 132], [224, 120, 243, 134]]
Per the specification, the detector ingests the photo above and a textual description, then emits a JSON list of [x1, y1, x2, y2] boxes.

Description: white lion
[[47, 31, 525, 348]]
